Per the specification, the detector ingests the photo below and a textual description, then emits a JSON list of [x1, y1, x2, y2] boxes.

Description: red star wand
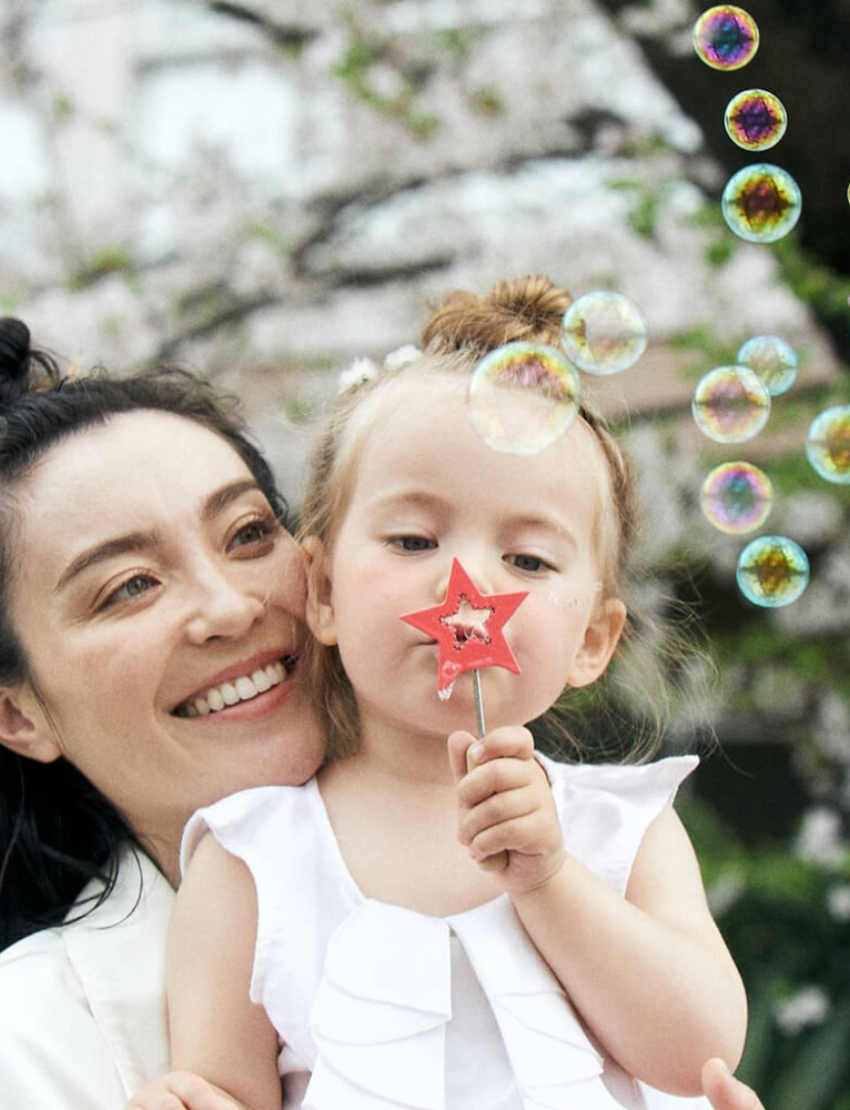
[[401, 559, 528, 871]]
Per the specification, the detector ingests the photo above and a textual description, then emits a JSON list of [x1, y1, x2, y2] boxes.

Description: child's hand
[[448, 727, 566, 895], [128, 1071, 251, 1110]]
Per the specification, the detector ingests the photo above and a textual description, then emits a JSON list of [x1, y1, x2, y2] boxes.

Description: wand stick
[[401, 559, 527, 875], [466, 669, 508, 872]]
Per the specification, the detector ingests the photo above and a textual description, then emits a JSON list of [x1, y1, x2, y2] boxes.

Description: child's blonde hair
[[301, 275, 681, 764]]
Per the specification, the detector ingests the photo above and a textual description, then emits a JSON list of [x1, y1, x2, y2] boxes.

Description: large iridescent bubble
[[692, 365, 771, 443], [693, 6, 759, 70], [806, 405, 850, 484], [737, 335, 798, 396], [724, 89, 787, 151], [736, 535, 810, 608], [467, 342, 581, 455], [721, 163, 802, 244], [700, 461, 774, 534], [560, 291, 648, 376], [721, 164, 802, 243]]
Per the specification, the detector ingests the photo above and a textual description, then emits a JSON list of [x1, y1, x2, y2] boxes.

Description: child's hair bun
[[423, 274, 573, 354], [0, 318, 60, 409]]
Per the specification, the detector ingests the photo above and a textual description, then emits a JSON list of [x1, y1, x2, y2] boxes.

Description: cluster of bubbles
[[467, 289, 647, 455], [689, 6, 850, 608], [694, 6, 801, 245]]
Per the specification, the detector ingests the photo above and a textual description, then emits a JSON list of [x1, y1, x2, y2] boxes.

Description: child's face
[[309, 377, 626, 740]]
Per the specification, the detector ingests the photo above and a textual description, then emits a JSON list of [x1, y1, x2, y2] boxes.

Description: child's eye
[[390, 535, 436, 553], [504, 553, 552, 574]]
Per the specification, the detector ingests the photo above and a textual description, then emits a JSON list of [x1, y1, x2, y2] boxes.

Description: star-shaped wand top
[[400, 559, 528, 692]]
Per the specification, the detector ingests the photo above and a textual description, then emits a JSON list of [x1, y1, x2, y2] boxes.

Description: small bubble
[[737, 335, 798, 396], [468, 342, 580, 455], [806, 405, 850, 484], [721, 163, 802, 243], [560, 291, 648, 376], [736, 535, 810, 608], [693, 6, 759, 70], [724, 89, 787, 151], [700, 461, 773, 534], [692, 365, 771, 443]]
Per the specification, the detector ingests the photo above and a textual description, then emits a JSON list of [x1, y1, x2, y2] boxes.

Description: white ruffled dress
[[183, 754, 710, 1110]]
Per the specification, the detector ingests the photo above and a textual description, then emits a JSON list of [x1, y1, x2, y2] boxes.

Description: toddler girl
[[130, 275, 746, 1110]]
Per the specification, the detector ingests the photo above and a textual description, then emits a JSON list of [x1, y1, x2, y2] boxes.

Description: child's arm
[[128, 834, 283, 1110], [449, 728, 747, 1098]]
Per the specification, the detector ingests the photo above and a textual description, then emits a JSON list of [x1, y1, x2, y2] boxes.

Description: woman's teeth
[[179, 659, 289, 718]]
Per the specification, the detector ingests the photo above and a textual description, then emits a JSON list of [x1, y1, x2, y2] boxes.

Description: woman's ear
[[0, 687, 62, 764], [301, 536, 338, 646], [567, 597, 627, 689]]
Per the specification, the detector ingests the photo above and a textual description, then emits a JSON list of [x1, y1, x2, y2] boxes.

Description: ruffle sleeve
[[542, 755, 700, 894]]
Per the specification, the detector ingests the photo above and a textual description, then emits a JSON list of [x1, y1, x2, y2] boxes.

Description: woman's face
[[0, 410, 324, 877]]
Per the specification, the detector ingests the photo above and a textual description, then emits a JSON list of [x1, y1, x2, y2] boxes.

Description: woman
[[0, 318, 325, 1106], [0, 317, 762, 1110], [702, 1062, 764, 1110]]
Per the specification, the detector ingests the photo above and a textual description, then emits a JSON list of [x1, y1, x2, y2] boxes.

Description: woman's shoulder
[[0, 846, 173, 1100]]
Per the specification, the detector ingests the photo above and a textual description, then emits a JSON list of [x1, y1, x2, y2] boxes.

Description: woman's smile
[[174, 655, 298, 718]]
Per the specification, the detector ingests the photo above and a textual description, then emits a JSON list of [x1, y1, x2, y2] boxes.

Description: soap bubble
[[468, 342, 580, 455], [736, 535, 810, 608], [693, 6, 759, 70], [700, 462, 773, 534], [724, 89, 787, 151], [560, 291, 648, 376], [721, 164, 802, 243], [737, 335, 798, 396], [806, 405, 850, 484], [692, 365, 771, 443]]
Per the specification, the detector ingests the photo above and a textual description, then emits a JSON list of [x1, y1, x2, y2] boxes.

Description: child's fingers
[[447, 729, 477, 783], [456, 755, 534, 810], [457, 780, 542, 845], [128, 1073, 244, 1110], [471, 725, 536, 764]]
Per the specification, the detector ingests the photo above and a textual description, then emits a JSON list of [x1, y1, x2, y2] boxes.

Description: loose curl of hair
[[300, 275, 687, 766], [0, 318, 290, 951]]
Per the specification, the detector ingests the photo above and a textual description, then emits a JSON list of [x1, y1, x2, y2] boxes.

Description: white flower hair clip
[[336, 357, 379, 394], [382, 344, 422, 372], [336, 346, 423, 394]]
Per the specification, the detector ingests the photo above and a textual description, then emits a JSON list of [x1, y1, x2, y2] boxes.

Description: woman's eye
[[505, 553, 550, 573], [391, 535, 436, 553], [102, 574, 157, 609], [229, 516, 278, 552]]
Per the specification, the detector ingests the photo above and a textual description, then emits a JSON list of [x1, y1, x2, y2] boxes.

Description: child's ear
[[0, 687, 63, 764], [567, 597, 627, 689], [301, 536, 338, 646]]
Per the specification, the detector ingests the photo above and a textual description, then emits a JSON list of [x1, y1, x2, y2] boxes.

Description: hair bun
[[422, 274, 573, 354], [0, 318, 34, 407], [0, 318, 61, 407]]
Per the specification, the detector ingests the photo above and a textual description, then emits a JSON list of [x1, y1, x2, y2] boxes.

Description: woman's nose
[[184, 566, 266, 643]]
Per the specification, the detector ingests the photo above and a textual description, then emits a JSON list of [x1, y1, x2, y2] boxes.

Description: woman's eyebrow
[[201, 479, 263, 522], [54, 480, 264, 592], [54, 531, 161, 593]]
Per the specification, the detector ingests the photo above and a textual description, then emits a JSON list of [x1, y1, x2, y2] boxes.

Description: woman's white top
[[0, 846, 173, 1108], [185, 755, 712, 1110]]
